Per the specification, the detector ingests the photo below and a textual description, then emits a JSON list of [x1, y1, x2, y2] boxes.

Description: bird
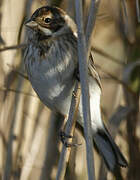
[[24, 6, 128, 172]]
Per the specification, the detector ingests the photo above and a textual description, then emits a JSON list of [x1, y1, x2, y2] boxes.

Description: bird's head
[[25, 6, 77, 39]]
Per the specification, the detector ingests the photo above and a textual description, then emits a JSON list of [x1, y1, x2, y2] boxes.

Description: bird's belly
[[29, 71, 75, 115]]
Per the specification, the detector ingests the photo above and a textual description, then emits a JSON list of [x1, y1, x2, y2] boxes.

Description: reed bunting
[[24, 6, 128, 171]]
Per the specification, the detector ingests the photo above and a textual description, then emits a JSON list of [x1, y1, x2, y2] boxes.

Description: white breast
[[25, 38, 77, 114]]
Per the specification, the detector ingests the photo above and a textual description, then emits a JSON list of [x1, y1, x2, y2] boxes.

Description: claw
[[74, 67, 80, 81], [63, 141, 82, 147], [59, 131, 82, 147], [72, 91, 77, 98], [59, 131, 73, 139]]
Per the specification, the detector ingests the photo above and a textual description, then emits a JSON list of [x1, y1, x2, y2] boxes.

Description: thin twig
[[7, 64, 28, 80], [95, 64, 135, 95], [136, 0, 140, 23], [0, 44, 27, 52], [0, 43, 125, 66], [92, 46, 126, 66], [12, 70, 28, 80]]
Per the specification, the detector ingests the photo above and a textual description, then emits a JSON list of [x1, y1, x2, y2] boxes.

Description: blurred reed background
[[0, 0, 140, 179]]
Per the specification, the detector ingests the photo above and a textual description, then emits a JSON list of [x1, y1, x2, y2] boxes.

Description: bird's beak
[[25, 19, 38, 28]]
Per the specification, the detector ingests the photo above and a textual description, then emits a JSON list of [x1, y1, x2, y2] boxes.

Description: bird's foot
[[74, 67, 80, 81], [59, 131, 81, 147]]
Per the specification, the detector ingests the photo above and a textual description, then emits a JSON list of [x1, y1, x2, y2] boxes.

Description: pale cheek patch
[[64, 14, 77, 38], [38, 25, 52, 36]]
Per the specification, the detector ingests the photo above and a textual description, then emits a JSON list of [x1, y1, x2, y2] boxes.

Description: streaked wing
[[88, 53, 102, 90]]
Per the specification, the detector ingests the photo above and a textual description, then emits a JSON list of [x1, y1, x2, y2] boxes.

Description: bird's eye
[[44, 18, 52, 23]]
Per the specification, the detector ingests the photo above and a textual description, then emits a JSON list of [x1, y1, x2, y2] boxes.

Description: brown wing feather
[[88, 53, 102, 90]]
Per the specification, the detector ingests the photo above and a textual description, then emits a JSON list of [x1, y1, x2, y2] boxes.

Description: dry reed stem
[[123, 61, 140, 179], [121, 0, 129, 35], [75, 0, 95, 179], [56, 0, 100, 179], [0, 87, 37, 97], [3, 78, 24, 180], [20, 126, 44, 180], [56, 82, 81, 180]]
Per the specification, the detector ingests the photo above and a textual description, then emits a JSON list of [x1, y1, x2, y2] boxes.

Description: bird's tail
[[93, 126, 128, 172]]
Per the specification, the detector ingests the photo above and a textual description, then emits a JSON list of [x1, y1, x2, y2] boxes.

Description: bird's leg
[[59, 115, 73, 147], [74, 66, 80, 81], [59, 115, 81, 147]]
